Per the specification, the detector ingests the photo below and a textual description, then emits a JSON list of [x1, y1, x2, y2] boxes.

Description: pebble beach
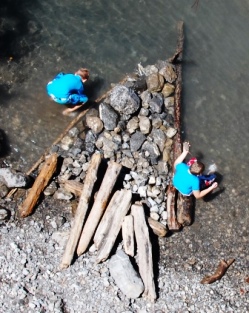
[[0, 58, 248, 313]]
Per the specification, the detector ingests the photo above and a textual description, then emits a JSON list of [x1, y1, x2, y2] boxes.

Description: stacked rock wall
[[50, 60, 178, 227]]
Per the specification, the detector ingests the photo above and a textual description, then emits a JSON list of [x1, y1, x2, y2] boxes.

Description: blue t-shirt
[[173, 163, 200, 196], [47, 73, 88, 105]]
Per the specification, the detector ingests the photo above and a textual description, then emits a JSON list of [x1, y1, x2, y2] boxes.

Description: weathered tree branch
[[176, 193, 194, 226], [131, 203, 157, 302], [19, 153, 58, 218], [94, 189, 132, 264], [122, 215, 135, 257], [200, 259, 235, 284], [77, 161, 122, 256], [167, 185, 181, 231], [60, 152, 102, 269]]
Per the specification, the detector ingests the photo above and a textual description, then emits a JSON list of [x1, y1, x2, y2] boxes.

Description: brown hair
[[190, 161, 205, 175], [75, 68, 90, 80]]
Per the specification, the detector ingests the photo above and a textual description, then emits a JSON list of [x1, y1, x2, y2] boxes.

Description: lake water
[[0, 1, 248, 217]]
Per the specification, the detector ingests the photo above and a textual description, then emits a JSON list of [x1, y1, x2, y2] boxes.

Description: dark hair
[[190, 161, 205, 175], [76, 68, 90, 80]]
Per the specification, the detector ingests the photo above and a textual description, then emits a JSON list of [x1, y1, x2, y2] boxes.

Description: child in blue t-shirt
[[173, 142, 218, 199], [47, 68, 89, 115]]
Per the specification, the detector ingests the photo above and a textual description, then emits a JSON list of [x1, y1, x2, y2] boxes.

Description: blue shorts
[[48, 93, 69, 104]]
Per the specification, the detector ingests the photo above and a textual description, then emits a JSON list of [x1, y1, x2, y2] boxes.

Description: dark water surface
[[0, 1, 248, 221]]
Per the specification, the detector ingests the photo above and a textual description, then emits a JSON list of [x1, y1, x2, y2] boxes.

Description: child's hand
[[62, 108, 71, 115], [183, 141, 190, 152], [211, 182, 218, 189]]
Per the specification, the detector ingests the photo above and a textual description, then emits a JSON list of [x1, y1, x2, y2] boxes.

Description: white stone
[[124, 174, 132, 181], [148, 176, 156, 184], [161, 210, 168, 220], [138, 186, 147, 198], [165, 127, 177, 138], [150, 212, 159, 220]]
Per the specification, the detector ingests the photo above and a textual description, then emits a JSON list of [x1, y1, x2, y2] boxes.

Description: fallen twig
[[200, 259, 235, 284]]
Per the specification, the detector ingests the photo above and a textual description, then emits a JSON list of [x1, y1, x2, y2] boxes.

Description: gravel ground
[[0, 183, 248, 313], [0, 54, 248, 313]]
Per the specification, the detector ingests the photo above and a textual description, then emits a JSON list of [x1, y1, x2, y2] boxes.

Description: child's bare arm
[[62, 103, 83, 115], [174, 142, 190, 168], [193, 182, 218, 199]]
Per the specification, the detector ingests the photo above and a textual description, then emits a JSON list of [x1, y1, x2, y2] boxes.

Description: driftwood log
[[200, 259, 235, 284], [147, 217, 168, 237], [77, 161, 122, 256], [172, 21, 184, 159], [170, 21, 194, 227], [176, 194, 194, 226], [167, 185, 181, 231], [94, 189, 132, 263], [19, 153, 58, 218], [166, 22, 185, 231], [122, 215, 135, 257], [6, 111, 91, 199], [131, 203, 157, 302], [60, 152, 102, 269]]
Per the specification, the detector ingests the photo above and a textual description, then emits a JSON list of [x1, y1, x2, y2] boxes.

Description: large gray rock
[[108, 249, 144, 299], [161, 83, 175, 97], [126, 116, 139, 134], [121, 157, 135, 169], [150, 128, 166, 152], [141, 141, 161, 160], [164, 96, 175, 116], [130, 131, 146, 152], [124, 76, 147, 93], [0, 168, 30, 188], [146, 72, 164, 92], [139, 116, 151, 135], [101, 137, 119, 153], [99, 103, 119, 131], [110, 85, 140, 115], [85, 130, 97, 154], [60, 135, 74, 150], [86, 116, 103, 134], [148, 93, 164, 114], [159, 62, 177, 83]]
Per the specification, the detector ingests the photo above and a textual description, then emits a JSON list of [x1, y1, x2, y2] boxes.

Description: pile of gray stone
[[0, 60, 179, 306], [1, 61, 248, 313], [44, 60, 178, 226], [0, 60, 179, 228]]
